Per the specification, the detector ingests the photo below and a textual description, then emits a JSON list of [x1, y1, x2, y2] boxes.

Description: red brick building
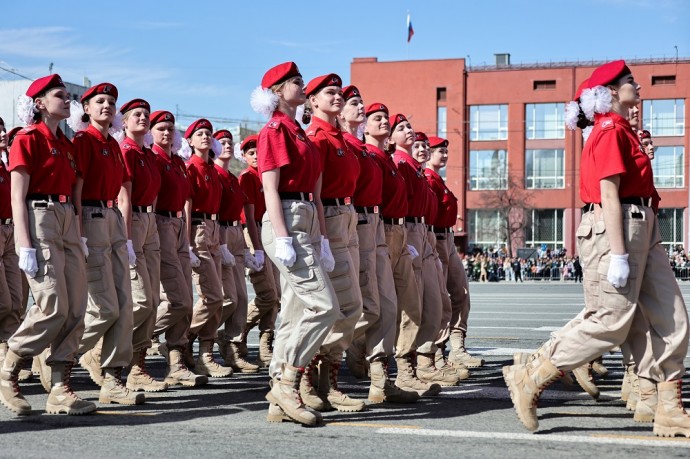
[[351, 56, 690, 255]]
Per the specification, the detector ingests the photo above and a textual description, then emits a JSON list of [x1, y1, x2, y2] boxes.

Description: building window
[[525, 149, 565, 189], [643, 99, 685, 136], [525, 103, 565, 139], [437, 106, 447, 138], [469, 149, 507, 190], [470, 104, 508, 141], [651, 75, 676, 86], [437, 87, 447, 102], [652, 146, 685, 188], [525, 209, 564, 250], [467, 209, 502, 249], [657, 208, 684, 250], [533, 80, 556, 90]]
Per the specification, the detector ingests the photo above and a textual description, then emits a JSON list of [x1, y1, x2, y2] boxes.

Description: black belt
[[382, 217, 404, 225], [132, 204, 155, 213], [322, 197, 352, 207], [156, 210, 184, 218], [219, 220, 241, 227], [82, 199, 116, 208], [426, 225, 435, 232], [354, 205, 379, 215], [279, 192, 313, 202], [435, 227, 452, 235], [405, 216, 425, 224], [191, 212, 218, 221], [27, 194, 70, 203], [1, 218, 12, 225], [621, 196, 652, 207]]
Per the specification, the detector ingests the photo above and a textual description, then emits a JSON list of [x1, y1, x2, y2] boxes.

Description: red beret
[[342, 85, 361, 101], [305, 73, 342, 97], [365, 102, 389, 117], [185, 118, 213, 139], [240, 134, 258, 152], [213, 130, 233, 141], [414, 132, 428, 142], [588, 60, 631, 89], [390, 113, 409, 131], [120, 98, 150, 114], [6, 127, 22, 146], [150, 110, 175, 126], [574, 79, 590, 101], [26, 74, 65, 99], [428, 136, 448, 148], [81, 82, 118, 103], [262, 62, 301, 89], [638, 129, 651, 140]]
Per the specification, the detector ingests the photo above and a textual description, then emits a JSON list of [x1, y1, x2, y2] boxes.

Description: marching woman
[[185, 118, 232, 378], [213, 129, 259, 374], [0, 75, 96, 415], [239, 134, 280, 368], [364, 104, 439, 397], [302, 74, 364, 413], [250, 61, 338, 426], [117, 98, 166, 393], [339, 87, 418, 404], [71, 85, 144, 405], [504, 61, 690, 437], [149, 110, 207, 387]]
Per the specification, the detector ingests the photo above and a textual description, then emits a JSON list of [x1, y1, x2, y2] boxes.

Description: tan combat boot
[[46, 362, 97, 415], [0, 341, 7, 365], [147, 336, 161, 356], [0, 350, 31, 415], [621, 363, 634, 401], [653, 380, 690, 438], [634, 377, 657, 423], [258, 331, 274, 368], [626, 371, 640, 410], [266, 403, 292, 423], [36, 348, 51, 393], [266, 365, 322, 426], [165, 348, 208, 387], [503, 357, 562, 432], [318, 357, 365, 412], [394, 355, 442, 396], [591, 356, 608, 377], [416, 353, 459, 387], [126, 348, 168, 392], [216, 333, 228, 361], [195, 340, 233, 378], [0, 343, 31, 382], [436, 345, 470, 381], [224, 342, 260, 374], [345, 339, 367, 379], [300, 356, 330, 411], [79, 342, 104, 386], [572, 363, 600, 399], [369, 360, 419, 404], [183, 337, 196, 368], [99, 368, 145, 405], [449, 331, 484, 368]]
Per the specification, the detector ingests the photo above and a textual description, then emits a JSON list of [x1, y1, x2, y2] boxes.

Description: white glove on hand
[[244, 249, 259, 271], [254, 250, 265, 270], [320, 236, 335, 273], [18, 247, 38, 278], [126, 240, 137, 267], [189, 246, 201, 268], [607, 253, 630, 288], [407, 244, 419, 260], [220, 244, 236, 266], [275, 237, 296, 267], [80, 237, 89, 258]]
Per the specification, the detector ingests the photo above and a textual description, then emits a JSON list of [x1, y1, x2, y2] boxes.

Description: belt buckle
[[211, 214, 217, 221], [176, 211, 183, 218], [373, 206, 379, 214], [398, 218, 404, 225], [344, 197, 351, 205], [308, 192, 314, 202], [59, 195, 67, 203], [106, 200, 114, 208], [146, 205, 154, 213], [420, 216, 425, 224]]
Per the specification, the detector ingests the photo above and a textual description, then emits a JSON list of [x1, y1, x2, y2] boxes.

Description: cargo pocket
[[286, 255, 324, 295], [30, 247, 56, 292], [86, 251, 107, 294], [328, 258, 356, 306], [597, 258, 637, 310]]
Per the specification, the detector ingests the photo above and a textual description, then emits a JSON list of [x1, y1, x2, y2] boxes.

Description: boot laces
[[138, 350, 155, 380]]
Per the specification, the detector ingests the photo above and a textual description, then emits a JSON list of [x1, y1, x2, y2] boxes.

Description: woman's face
[[189, 128, 212, 151], [390, 121, 414, 148], [219, 137, 234, 160], [340, 96, 365, 124], [0, 126, 6, 151], [125, 108, 150, 135], [429, 147, 448, 168], [243, 147, 258, 168], [641, 138, 655, 159], [279, 76, 306, 107], [365, 112, 390, 138], [411, 140, 429, 164], [36, 87, 71, 120], [628, 106, 640, 127], [310, 85, 343, 116], [613, 73, 640, 108], [84, 94, 116, 124], [151, 121, 175, 147]]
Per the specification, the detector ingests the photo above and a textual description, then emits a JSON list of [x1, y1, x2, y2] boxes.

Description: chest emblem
[[336, 148, 345, 157], [296, 133, 305, 142], [139, 159, 145, 167], [165, 164, 171, 172], [205, 175, 210, 182], [102, 149, 109, 156], [51, 148, 59, 156]]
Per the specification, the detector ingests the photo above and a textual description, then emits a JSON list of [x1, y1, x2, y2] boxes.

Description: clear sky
[[1, 0, 688, 131]]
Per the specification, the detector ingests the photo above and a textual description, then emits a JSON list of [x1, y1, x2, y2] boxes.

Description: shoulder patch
[[74, 131, 86, 138], [601, 118, 615, 130], [398, 159, 405, 164], [267, 120, 281, 130], [122, 143, 131, 150]]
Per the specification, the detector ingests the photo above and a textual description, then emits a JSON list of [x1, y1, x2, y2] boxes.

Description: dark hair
[[81, 113, 90, 123], [576, 108, 593, 129], [302, 102, 312, 125], [32, 109, 42, 124]]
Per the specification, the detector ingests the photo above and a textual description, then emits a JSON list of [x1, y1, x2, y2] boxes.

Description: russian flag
[[407, 13, 414, 43]]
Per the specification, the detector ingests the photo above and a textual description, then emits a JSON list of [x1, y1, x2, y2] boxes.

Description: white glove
[[254, 249, 265, 270], [275, 237, 296, 267], [407, 244, 419, 260], [126, 240, 137, 267], [220, 244, 236, 266], [18, 247, 38, 278], [80, 237, 89, 258], [320, 236, 335, 273], [244, 249, 259, 271], [189, 246, 201, 268], [607, 253, 630, 288]]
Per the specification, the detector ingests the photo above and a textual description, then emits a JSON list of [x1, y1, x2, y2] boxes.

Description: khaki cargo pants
[[190, 220, 224, 341], [130, 211, 160, 352], [0, 224, 22, 341], [219, 225, 249, 343]]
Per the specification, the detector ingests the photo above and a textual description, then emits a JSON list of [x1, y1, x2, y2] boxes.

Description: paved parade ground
[[2, 282, 690, 458]]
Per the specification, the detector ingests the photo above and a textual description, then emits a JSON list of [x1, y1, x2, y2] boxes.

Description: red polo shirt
[[239, 166, 266, 223], [344, 132, 382, 207], [153, 144, 190, 213], [393, 150, 430, 218], [74, 125, 129, 201], [424, 168, 458, 228], [9, 122, 77, 196], [215, 165, 246, 222], [367, 144, 408, 218], [187, 154, 221, 214], [0, 160, 10, 219], [121, 137, 161, 206], [580, 112, 655, 204], [307, 116, 360, 199], [424, 184, 438, 226], [257, 110, 321, 192]]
